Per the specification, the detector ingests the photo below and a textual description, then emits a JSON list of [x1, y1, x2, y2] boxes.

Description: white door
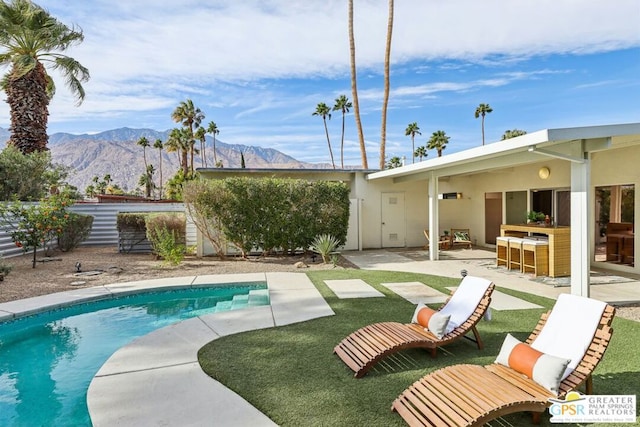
[[381, 192, 406, 247]]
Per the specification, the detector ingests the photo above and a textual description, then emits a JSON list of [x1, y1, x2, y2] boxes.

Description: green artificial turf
[[198, 269, 640, 427]]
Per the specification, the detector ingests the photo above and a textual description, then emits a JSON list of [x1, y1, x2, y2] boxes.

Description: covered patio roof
[[367, 123, 640, 182], [367, 122, 640, 298]]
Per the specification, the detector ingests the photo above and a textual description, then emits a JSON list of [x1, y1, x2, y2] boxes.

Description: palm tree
[[501, 129, 527, 140], [139, 164, 155, 198], [153, 138, 164, 199], [137, 136, 150, 173], [474, 103, 493, 146], [333, 95, 352, 168], [206, 121, 220, 167], [427, 130, 450, 157], [312, 102, 335, 169], [171, 99, 204, 174], [379, 0, 394, 170], [348, 0, 368, 169], [0, 0, 90, 154], [386, 156, 402, 169], [166, 127, 190, 175], [414, 145, 428, 161], [194, 126, 206, 167], [405, 122, 421, 163]]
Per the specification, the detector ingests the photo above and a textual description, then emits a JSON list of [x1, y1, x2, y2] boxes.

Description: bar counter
[[500, 224, 570, 277]]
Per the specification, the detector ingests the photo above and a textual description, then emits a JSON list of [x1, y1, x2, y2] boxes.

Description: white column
[[570, 141, 590, 297], [428, 172, 439, 261]]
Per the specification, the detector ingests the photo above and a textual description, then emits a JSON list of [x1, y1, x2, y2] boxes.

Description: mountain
[[1, 127, 329, 193]]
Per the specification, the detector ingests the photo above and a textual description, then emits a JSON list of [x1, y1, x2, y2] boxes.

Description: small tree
[[0, 192, 73, 268]]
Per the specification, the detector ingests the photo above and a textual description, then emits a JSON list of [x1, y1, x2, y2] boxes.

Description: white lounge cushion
[[438, 276, 492, 333], [530, 293, 607, 379]]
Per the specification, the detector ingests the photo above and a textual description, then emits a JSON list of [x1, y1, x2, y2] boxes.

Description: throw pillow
[[411, 304, 451, 339], [454, 231, 470, 242], [495, 334, 571, 394]]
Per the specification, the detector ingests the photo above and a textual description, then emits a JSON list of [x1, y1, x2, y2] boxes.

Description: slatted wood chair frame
[[334, 282, 494, 378], [449, 228, 472, 250], [423, 230, 449, 251], [391, 303, 615, 427]]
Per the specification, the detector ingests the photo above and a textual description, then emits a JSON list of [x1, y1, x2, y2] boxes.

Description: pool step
[[214, 289, 270, 312], [248, 289, 270, 306]]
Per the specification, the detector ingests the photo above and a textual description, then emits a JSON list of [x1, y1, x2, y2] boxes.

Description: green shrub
[[147, 227, 186, 266], [0, 255, 12, 280], [116, 212, 148, 231], [57, 213, 94, 252], [145, 214, 186, 265], [183, 177, 350, 257]]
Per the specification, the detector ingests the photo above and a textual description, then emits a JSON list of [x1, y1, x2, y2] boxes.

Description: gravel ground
[[1, 245, 638, 322]]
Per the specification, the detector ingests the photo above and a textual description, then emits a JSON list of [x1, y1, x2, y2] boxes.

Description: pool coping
[[0, 272, 335, 427]]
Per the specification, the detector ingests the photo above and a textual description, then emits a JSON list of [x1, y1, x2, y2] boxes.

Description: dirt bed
[[0, 245, 353, 304]]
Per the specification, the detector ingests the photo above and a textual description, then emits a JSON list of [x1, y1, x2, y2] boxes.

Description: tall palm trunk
[[380, 0, 394, 169], [481, 115, 486, 146], [156, 145, 163, 199], [181, 149, 189, 176], [340, 112, 346, 168], [348, 0, 368, 169], [323, 117, 336, 169], [6, 63, 49, 153], [213, 134, 218, 166]]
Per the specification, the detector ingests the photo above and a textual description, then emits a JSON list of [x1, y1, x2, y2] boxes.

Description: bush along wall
[[183, 177, 350, 257], [57, 213, 94, 252], [116, 212, 187, 255]]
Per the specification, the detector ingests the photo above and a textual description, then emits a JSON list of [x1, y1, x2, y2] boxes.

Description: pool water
[[0, 284, 268, 427]]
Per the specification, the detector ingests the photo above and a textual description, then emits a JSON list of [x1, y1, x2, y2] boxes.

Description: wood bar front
[[500, 224, 570, 277]]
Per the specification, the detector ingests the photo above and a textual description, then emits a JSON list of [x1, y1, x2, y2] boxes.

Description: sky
[[0, 0, 639, 167]]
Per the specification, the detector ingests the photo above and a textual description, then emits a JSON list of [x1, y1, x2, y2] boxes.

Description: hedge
[[183, 177, 350, 257]]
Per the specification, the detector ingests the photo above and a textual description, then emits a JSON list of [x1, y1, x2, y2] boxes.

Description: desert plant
[[116, 213, 148, 232], [57, 213, 93, 252], [0, 254, 12, 280], [310, 234, 340, 264], [147, 226, 186, 266], [145, 213, 186, 265]]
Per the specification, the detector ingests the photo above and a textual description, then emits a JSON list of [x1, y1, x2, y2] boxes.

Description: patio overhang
[[366, 122, 640, 298]]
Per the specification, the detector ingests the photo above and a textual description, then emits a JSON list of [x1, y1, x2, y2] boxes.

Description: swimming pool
[[0, 283, 269, 427]]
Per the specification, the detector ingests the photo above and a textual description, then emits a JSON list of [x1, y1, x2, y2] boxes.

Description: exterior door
[[381, 192, 406, 247], [485, 192, 502, 245]]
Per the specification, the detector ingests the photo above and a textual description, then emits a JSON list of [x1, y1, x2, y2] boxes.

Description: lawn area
[[198, 269, 640, 427]]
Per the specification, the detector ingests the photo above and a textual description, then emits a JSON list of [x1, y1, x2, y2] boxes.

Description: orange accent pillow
[[416, 306, 436, 328], [495, 333, 571, 394], [508, 343, 543, 379]]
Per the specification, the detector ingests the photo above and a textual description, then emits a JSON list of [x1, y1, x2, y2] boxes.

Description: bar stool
[[507, 237, 524, 271], [496, 236, 511, 267], [522, 239, 549, 276]]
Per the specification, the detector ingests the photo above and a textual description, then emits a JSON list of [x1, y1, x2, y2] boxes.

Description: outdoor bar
[[500, 224, 571, 277]]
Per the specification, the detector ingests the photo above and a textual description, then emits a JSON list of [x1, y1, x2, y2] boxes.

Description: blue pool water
[[0, 283, 268, 427]]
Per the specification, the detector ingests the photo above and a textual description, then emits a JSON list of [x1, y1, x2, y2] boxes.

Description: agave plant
[[310, 234, 340, 264]]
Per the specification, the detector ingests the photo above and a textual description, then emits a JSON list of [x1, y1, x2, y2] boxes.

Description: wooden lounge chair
[[423, 229, 449, 250], [392, 293, 615, 426], [334, 276, 494, 378]]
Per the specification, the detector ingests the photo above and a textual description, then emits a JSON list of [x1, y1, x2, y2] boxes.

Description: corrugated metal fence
[[0, 202, 196, 259]]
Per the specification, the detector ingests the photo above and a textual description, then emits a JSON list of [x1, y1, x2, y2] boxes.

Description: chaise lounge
[[391, 293, 615, 426], [334, 276, 494, 378]]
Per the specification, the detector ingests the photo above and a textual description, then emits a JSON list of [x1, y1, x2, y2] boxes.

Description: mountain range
[[0, 127, 326, 194]]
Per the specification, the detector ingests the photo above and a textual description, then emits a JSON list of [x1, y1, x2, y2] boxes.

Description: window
[[594, 184, 635, 266]]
